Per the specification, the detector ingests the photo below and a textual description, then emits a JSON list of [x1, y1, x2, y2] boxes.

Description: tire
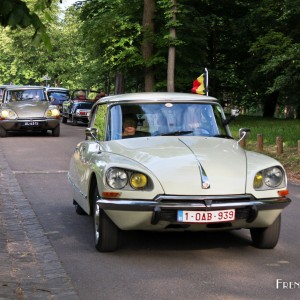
[[62, 116, 67, 124], [72, 116, 78, 126], [92, 184, 119, 252], [250, 214, 281, 249], [75, 203, 86, 215], [52, 125, 60, 137], [0, 127, 7, 138]]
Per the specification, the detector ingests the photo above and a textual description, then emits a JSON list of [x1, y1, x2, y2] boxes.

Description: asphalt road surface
[[1, 123, 299, 300]]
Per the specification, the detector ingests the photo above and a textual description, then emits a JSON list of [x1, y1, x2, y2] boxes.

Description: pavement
[[0, 147, 79, 300]]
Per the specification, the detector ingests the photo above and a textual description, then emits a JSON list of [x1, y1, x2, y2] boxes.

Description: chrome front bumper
[[97, 194, 291, 225], [97, 194, 291, 211]]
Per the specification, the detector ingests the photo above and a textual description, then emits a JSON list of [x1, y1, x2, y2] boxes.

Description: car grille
[[151, 194, 258, 225]]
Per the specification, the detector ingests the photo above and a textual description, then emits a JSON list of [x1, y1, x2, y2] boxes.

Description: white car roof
[[4, 85, 45, 91], [97, 92, 218, 104], [45, 87, 69, 91]]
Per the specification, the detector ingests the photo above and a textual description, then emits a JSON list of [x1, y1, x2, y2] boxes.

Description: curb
[[0, 147, 79, 300]]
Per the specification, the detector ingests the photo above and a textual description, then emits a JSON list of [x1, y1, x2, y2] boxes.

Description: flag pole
[[205, 68, 208, 96]]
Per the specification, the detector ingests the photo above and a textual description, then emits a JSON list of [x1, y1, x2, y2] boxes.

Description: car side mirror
[[85, 127, 98, 139], [238, 128, 251, 143]]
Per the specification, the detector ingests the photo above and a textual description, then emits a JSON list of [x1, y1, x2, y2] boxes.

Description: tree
[[141, 0, 155, 92], [0, 0, 55, 48]]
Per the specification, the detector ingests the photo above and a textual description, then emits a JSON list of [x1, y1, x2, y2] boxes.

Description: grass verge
[[230, 116, 300, 184]]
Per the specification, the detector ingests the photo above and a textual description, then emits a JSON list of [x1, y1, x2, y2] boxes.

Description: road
[[1, 123, 299, 300]]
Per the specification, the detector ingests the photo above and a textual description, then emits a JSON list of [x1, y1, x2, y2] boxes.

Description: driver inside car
[[122, 114, 138, 138]]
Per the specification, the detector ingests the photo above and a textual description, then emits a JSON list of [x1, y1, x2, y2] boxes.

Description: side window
[[93, 104, 107, 140], [213, 104, 228, 136]]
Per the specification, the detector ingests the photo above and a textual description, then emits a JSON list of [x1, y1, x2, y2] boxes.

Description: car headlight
[[253, 166, 285, 190], [0, 109, 18, 119], [130, 173, 148, 189], [106, 168, 151, 190], [45, 107, 60, 118], [106, 168, 128, 189]]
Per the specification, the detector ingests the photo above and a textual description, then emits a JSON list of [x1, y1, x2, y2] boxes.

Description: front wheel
[[72, 116, 78, 126], [0, 127, 7, 138], [62, 116, 67, 124], [250, 214, 281, 249], [92, 184, 119, 252], [52, 125, 60, 137]]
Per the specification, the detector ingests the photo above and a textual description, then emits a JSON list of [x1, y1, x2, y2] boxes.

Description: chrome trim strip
[[97, 196, 291, 211]]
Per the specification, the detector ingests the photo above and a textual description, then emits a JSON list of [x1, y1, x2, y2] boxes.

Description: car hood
[[105, 137, 247, 195], [7, 101, 49, 118]]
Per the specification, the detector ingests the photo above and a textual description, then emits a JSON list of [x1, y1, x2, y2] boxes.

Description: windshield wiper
[[161, 130, 193, 136]]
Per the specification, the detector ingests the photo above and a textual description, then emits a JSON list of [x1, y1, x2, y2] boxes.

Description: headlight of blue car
[[254, 166, 285, 190], [0, 109, 18, 119]]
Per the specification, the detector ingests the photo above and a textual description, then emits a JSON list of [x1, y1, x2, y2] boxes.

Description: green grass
[[230, 116, 300, 147], [229, 116, 300, 183]]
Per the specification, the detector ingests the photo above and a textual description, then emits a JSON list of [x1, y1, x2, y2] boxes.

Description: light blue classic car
[[68, 92, 291, 252]]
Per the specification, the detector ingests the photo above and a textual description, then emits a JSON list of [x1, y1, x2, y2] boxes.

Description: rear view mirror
[[238, 128, 251, 144], [85, 127, 98, 139]]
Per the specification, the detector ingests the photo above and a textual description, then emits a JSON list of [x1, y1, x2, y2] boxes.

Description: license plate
[[23, 121, 40, 126], [177, 209, 235, 223]]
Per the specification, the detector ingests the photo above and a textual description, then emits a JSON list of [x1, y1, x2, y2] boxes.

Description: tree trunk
[[114, 72, 125, 94], [263, 91, 279, 118], [142, 0, 155, 92], [296, 105, 300, 119], [167, 0, 176, 92]]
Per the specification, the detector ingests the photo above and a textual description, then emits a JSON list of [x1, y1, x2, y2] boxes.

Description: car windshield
[[48, 91, 70, 101], [7, 89, 46, 102], [104, 102, 229, 140]]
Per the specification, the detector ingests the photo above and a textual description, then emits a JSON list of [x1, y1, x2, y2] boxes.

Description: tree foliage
[[0, 0, 299, 118]]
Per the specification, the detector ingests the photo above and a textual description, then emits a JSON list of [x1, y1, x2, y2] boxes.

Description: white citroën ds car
[[68, 92, 291, 252]]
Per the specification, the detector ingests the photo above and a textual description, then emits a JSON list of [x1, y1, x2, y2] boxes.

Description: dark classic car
[[45, 87, 70, 112], [61, 89, 99, 126], [68, 92, 291, 252], [0, 85, 61, 137]]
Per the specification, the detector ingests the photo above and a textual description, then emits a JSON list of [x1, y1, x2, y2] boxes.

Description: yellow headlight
[[254, 172, 263, 189], [130, 173, 147, 189], [1, 110, 10, 118], [46, 108, 60, 118], [0, 109, 17, 119]]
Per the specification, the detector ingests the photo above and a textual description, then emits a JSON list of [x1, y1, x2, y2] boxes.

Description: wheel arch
[[88, 172, 99, 215]]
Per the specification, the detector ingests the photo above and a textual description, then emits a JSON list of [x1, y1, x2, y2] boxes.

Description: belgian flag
[[191, 73, 206, 95]]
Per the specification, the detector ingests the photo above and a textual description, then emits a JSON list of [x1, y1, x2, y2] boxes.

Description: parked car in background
[[0, 84, 18, 101], [45, 87, 70, 112], [68, 92, 291, 252], [62, 89, 99, 126], [0, 85, 61, 137]]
